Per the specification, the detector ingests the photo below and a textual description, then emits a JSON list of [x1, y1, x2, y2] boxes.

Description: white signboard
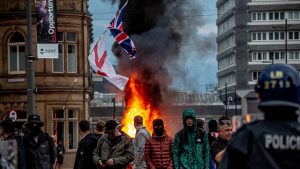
[[37, 43, 59, 59], [9, 110, 17, 122]]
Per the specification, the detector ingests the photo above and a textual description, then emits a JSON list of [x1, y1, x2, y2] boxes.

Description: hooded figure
[[173, 108, 210, 169]]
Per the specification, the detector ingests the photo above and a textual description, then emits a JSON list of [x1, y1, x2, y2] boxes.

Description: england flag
[[89, 34, 129, 91]]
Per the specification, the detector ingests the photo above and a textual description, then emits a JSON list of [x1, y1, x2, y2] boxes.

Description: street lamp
[[228, 97, 233, 105], [26, 0, 36, 115], [225, 83, 228, 116]]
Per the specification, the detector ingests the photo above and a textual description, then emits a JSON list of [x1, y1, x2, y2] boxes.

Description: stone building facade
[[0, 0, 93, 168]]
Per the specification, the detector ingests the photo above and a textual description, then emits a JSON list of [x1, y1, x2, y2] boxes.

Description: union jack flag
[[108, 0, 128, 31], [109, 28, 136, 59]]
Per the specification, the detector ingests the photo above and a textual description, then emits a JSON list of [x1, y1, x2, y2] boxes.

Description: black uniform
[[219, 120, 300, 169], [219, 64, 300, 169]]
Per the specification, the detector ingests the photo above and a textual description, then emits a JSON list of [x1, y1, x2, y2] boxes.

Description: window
[[218, 35, 235, 52], [252, 12, 267, 21], [257, 13, 261, 20], [269, 32, 273, 40], [218, 16, 235, 35], [270, 52, 274, 61], [52, 108, 78, 150], [275, 32, 279, 40], [280, 52, 285, 60], [257, 33, 261, 40], [252, 52, 267, 61], [252, 33, 256, 40], [262, 33, 266, 40], [252, 13, 257, 20], [275, 12, 279, 20], [288, 51, 300, 60], [67, 45, 77, 73], [288, 32, 300, 40], [269, 13, 273, 20], [252, 31, 286, 41], [280, 32, 285, 40], [252, 71, 261, 81], [8, 33, 26, 74], [270, 51, 285, 61], [217, 0, 235, 18], [268, 12, 285, 21], [52, 32, 78, 73], [53, 45, 64, 73], [219, 73, 236, 86], [288, 11, 300, 20], [218, 54, 235, 69], [262, 13, 267, 20], [280, 12, 285, 20]]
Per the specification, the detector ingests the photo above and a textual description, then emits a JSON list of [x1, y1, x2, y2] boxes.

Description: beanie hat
[[105, 120, 118, 132], [208, 119, 218, 132], [153, 119, 164, 127], [0, 118, 15, 133]]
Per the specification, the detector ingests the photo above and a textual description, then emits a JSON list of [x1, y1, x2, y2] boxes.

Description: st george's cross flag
[[88, 34, 129, 91], [108, 0, 136, 59]]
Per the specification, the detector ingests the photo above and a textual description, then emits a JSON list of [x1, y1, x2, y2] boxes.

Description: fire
[[121, 73, 160, 138]]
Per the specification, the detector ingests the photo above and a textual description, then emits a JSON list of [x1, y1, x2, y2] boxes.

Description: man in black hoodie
[[0, 118, 26, 169], [74, 120, 98, 169]]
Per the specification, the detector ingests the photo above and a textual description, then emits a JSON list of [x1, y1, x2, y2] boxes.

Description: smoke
[[110, 0, 217, 94]]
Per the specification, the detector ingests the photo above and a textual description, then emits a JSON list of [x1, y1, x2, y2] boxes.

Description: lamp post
[[112, 98, 116, 120], [225, 83, 228, 116], [26, 0, 36, 115], [235, 89, 238, 115], [285, 18, 288, 64]]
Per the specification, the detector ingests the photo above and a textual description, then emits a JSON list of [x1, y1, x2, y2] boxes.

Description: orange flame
[[121, 73, 160, 138]]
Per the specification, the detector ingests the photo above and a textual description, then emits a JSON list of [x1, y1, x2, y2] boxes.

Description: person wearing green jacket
[[93, 120, 134, 169], [173, 108, 210, 169]]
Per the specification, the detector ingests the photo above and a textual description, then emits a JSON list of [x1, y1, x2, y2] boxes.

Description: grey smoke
[[111, 0, 217, 93]]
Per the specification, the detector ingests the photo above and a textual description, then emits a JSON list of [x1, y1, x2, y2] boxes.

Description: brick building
[[0, 0, 93, 168]]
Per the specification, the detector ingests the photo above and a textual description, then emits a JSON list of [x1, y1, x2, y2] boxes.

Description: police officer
[[219, 64, 300, 169]]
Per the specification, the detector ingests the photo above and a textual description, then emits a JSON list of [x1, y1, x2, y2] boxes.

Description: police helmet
[[255, 64, 300, 109]]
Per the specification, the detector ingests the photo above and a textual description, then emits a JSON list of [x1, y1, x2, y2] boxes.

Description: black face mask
[[28, 126, 41, 136], [154, 126, 164, 136]]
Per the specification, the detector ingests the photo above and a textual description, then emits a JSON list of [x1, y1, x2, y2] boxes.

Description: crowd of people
[[1, 64, 300, 169]]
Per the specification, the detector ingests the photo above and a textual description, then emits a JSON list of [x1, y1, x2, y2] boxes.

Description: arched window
[[8, 32, 26, 74]]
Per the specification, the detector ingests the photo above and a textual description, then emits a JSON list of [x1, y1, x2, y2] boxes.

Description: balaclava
[[153, 119, 164, 136], [28, 124, 42, 136]]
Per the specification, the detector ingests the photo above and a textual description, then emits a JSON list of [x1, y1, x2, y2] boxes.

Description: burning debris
[[102, 0, 216, 135], [121, 72, 161, 137]]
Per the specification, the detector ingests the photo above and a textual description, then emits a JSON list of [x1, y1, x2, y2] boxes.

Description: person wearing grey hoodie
[[133, 115, 150, 169]]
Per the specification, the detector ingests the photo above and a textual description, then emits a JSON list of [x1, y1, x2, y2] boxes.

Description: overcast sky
[[88, 0, 218, 92]]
